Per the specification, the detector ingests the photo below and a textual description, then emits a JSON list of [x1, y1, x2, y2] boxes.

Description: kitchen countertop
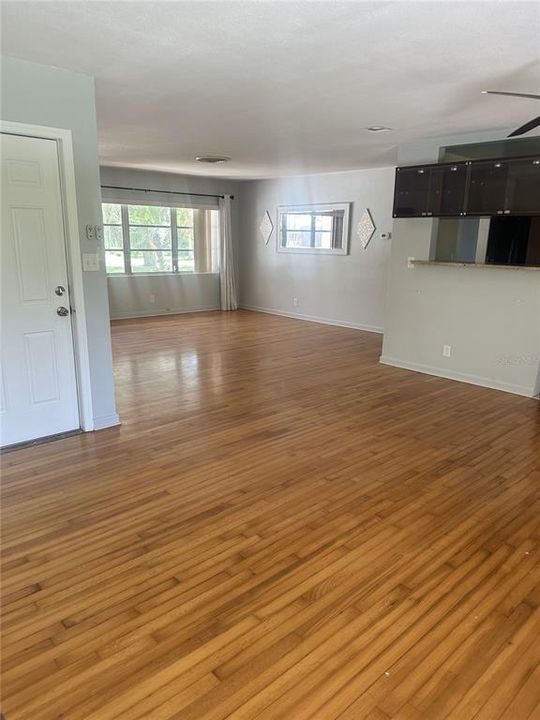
[[411, 260, 540, 270]]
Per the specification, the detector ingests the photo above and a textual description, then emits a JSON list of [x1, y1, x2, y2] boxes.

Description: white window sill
[[106, 272, 220, 278], [277, 247, 348, 256]]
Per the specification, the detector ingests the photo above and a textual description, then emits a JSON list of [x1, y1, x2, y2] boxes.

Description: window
[[176, 207, 194, 272], [102, 202, 219, 274], [103, 203, 125, 273], [277, 203, 351, 255], [128, 205, 173, 273]]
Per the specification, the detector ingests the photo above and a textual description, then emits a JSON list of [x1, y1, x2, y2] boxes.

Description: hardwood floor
[[1, 310, 539, 719]]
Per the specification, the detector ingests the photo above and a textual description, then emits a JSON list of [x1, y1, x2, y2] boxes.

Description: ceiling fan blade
[[507, 116, 540, 137], [483, 90, 540, 100]]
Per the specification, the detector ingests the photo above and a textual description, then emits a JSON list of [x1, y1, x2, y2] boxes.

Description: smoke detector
[[195, 155, 231, 164]]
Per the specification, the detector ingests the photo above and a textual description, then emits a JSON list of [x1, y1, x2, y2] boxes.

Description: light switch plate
[[82, 253, 100, 271]]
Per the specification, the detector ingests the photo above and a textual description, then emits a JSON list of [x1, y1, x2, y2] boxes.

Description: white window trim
[[276, 202, 351, 255]]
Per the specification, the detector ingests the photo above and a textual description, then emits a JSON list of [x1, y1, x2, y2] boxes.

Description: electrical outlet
[[149, 293, 156, 304], [293, 296, 299, 307], [407, 256, 415, 269], [442, 344, 452, 358]]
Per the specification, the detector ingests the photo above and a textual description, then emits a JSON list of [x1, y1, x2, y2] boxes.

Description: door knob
[[55, 285, 66, 296], [56, 306, 70, 317]]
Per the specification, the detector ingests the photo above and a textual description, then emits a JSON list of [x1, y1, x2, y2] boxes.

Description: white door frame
[[1, 120, 94, 432]]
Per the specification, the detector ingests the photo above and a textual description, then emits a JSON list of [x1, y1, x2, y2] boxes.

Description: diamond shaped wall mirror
[[260, 211, 274, 245], [357, 209, 376, 249]]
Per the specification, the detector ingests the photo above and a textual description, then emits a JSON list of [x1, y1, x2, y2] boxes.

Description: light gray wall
[[107, 274, 219, 319], [100, 167, 241, 318], [239, 167, 395, 332], [382, 130, 540, 398], [1, 56, 118, 428]]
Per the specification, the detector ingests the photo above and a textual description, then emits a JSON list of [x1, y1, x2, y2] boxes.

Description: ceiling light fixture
[[365, 126, 393, 132], [195, 155, 231, 164]]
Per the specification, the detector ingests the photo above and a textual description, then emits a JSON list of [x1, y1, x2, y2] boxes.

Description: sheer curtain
[[193, 209, 212, 273], [219, 195, 238, 311]]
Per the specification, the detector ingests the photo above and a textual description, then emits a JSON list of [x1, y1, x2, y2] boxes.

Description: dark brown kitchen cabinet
[[466, 160, 509, 216], [393, 156, 540, 218], [504, 157, 540, 215], [393, 166, 431, 217], [428, 163, 467, 216], [393, 162, 467, 218]]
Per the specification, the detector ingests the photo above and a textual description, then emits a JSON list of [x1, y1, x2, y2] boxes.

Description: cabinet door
[[393, 166, 430, 217], [504, 157, 540, 215], [428, 164, 467, 216], [466, 160, 508, 215]]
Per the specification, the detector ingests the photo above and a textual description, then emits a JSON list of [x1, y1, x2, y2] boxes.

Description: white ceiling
[[1, 1, 539, 178]]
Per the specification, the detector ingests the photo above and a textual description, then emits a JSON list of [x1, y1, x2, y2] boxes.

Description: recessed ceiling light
[[365, 126, 393, 133], [195, 155, 231, 164]]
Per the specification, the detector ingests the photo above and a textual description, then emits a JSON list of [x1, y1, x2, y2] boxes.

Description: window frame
[[102, 204, 126, 274], [128, 205, 174, 274], [176, 211, 195, 273], [276, 203, 351, 255], [102, 202, 209, 276]]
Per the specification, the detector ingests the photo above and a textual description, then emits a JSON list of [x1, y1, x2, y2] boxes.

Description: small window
[[102, 203, 125, 274], [277, 203, 351, 255]]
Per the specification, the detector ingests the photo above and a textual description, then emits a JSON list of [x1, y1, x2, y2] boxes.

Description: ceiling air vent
[[365, 126, 393, 133], [195, 155, 231, 164]]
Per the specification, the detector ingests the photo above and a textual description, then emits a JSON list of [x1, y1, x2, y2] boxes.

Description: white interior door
[[1, 132, 80, 447]]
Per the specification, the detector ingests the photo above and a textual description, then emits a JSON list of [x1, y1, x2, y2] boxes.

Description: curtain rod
[[101, 184, 234, 200]]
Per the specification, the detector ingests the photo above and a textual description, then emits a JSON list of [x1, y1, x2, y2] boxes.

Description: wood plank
[[1, 310, 539, 719]]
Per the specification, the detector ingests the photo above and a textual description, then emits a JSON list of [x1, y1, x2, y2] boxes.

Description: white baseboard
[[379, 355, 537, 398], [240, 304, 384, 335], [92, 413, 121, 431], [110, 305, 220, 320]]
